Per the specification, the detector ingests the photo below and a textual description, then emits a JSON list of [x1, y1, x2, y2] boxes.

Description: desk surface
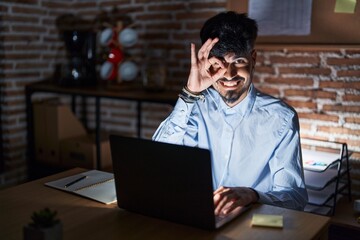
[[26, 80, 179, 104], [0, 168, 330, 240], [331, 196, 360, 229]]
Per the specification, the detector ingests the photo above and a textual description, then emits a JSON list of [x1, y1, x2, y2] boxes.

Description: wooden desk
[[0, 168, 330, 240], [329, 197, 360, 240], [25, 80, 178, 176]]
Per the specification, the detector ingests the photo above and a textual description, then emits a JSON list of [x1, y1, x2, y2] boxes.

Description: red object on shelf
[[108, 48, 124, 64]]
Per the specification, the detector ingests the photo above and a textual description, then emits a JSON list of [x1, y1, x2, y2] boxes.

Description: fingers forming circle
[[197, 38, 219, 60]]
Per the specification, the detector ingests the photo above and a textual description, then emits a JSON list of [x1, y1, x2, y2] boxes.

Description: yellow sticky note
[[334, 0, 357, 13], [251, 214, 283, 228]]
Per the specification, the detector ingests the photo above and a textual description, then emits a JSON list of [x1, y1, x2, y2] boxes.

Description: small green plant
[[29, 208, 60, 229]]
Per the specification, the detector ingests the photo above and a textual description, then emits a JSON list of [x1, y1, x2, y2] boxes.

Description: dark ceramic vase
[[23, 222, 63, 240]]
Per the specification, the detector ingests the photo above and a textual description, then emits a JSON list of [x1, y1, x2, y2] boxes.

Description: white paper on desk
[[302, 149, 340, 171], [248, 0, 312, 36], [75, 179, 117, 204], [45, 170, 117, 204]]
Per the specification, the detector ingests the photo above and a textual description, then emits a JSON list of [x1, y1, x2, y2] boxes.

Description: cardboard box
[[33, 99, 87, 166], [60, 133, 111, 170]]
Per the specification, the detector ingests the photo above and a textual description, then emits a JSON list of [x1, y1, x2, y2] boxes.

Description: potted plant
[[23, 207, 62, 240]]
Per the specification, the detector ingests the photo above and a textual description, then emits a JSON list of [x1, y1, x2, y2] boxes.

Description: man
[[152, 11, 308, 216]]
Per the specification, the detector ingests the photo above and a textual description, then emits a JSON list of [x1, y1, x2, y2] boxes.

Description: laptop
[[109, 135, 250, 230]]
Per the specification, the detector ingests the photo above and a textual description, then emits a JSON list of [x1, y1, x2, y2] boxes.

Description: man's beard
[[221, 87, 247, 104]]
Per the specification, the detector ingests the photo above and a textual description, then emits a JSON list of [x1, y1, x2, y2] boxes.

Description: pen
[[64, 175, 87, 188]]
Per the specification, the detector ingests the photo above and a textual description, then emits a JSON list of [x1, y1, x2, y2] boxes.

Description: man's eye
[[235, 59, 246, 64], [212, 62, 221, 68], [233, 59, 248, 67]]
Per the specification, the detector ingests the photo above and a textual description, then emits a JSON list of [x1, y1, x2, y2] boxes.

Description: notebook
[[109, 135, 250, 230], [45, 169, 117, 204]]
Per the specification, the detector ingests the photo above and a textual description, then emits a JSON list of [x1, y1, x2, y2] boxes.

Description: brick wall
[[1, 1, 359, 196]]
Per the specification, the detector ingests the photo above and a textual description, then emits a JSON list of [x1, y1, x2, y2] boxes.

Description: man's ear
[[251, 49, 257, 64]]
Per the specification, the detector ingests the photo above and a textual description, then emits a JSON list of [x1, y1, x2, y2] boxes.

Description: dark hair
[[200, 11, 258, 58]]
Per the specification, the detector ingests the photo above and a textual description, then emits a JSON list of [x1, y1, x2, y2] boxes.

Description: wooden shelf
[[255, 44, 360, 50], [25, 80, 178, 180]]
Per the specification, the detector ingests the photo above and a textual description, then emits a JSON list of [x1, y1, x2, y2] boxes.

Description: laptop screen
[[110, 135, 248, 229], [110, 135, 217, 229]]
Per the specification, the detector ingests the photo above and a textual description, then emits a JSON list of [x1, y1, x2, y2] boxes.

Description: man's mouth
[[218, 77, 245, 88]]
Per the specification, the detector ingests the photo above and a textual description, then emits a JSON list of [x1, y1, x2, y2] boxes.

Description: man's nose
[[223, 63, 237, 80]]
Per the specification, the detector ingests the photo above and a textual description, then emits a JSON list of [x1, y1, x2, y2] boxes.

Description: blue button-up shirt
[[152, 84, 308, 210]]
